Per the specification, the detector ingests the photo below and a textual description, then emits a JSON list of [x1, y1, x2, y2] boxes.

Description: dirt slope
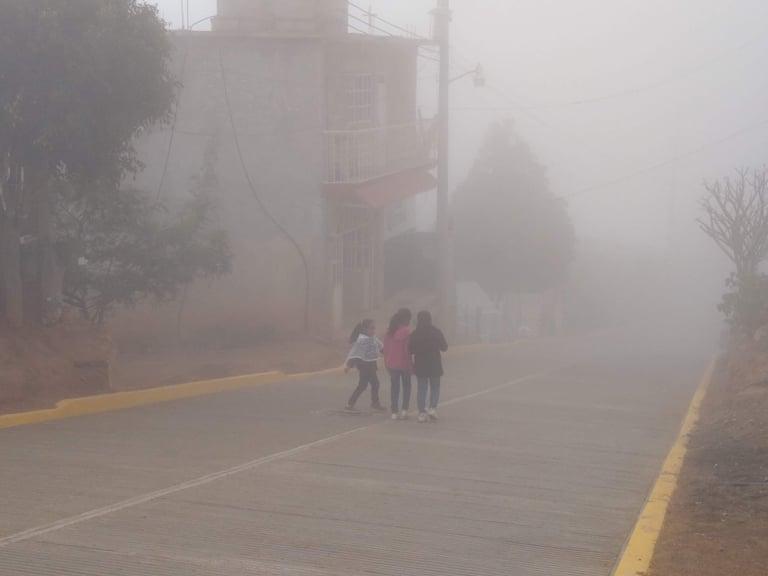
[[649, 340, 768, 576]]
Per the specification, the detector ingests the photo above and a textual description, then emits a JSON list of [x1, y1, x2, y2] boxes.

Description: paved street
[[0, 332, 710, 575]]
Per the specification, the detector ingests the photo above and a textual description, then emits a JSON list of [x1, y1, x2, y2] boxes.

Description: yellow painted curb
[[612, 358, 717, 576], [0, 342, 509, 431], [0, 371, 288, 431]]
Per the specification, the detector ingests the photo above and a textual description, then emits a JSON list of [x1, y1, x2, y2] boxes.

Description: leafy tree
[[55, 140, 232, 324], [454, 121, 574, 302], [0, 0, 175, 325]]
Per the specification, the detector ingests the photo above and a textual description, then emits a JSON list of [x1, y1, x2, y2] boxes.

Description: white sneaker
[[427, 408, 438, 421], [391, 413, 400, 421], [399, 410, 409, 420], [417, 412, 428, 423]]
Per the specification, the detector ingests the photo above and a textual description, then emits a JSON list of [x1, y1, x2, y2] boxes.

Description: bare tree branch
[[699, 168, 768, 280]]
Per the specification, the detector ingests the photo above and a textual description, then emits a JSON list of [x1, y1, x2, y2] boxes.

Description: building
[[119, 0, 436, 345]]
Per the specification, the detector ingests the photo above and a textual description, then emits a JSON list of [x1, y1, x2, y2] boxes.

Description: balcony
[[324, 122, 435, 185]]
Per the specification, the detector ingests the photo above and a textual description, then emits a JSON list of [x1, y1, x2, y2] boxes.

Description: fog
[[8, 4, 765, 569], [157, 1, 767, 240], [144, 0, 768, 338]]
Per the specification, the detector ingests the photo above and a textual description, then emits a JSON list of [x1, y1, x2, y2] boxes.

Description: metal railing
[[324, 122, 434, 185]]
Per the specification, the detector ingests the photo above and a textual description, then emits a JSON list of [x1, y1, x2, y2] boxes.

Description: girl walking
[[344, 319, 385, 412], [409, 311, 448, 423], [383, 308, 413, 420]]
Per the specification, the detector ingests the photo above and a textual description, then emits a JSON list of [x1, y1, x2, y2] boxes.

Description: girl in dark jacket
[[408, 311, 448, 422]]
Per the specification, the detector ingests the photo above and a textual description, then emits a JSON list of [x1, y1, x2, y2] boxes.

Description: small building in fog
[[122, 0, 436, 344]]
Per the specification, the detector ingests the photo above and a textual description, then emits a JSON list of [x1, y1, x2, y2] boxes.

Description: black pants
[[348, 361, 381, 408]]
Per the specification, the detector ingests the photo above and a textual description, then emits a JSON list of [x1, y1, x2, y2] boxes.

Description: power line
[[454, 69, 768, 202], [345, 11, 439, 63], [347, 12, 393, 37], [435, 13, 766, 113], [483, 33, 766, 111], [218, 48, 311, 329], [348, 22, 368, 35], [156, 35, 190, 202], [347, 0, 431, 41], [481, 83, 553, 129], [564, 118, 768, 200], [341, 3, 768, 210], [418, 52, 440, 65], [540, 40, 762, 108]]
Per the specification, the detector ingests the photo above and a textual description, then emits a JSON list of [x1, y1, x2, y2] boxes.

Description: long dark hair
[[415, 310, 433, 330], [387, 308, 412, 336], [349, 318, 375, 343]]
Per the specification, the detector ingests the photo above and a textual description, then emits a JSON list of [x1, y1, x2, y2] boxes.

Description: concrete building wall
[[113, 33, 328, 348]]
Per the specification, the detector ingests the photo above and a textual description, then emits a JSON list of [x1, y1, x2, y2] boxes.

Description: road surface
[[0, 331, 710, 575]]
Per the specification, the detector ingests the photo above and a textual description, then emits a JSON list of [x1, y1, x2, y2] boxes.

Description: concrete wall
[[114, 33, 328, 348]]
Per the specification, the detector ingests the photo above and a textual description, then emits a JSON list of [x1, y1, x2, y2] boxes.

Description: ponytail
[[349, 322, 363, 344], [350, 318, 375, 343]]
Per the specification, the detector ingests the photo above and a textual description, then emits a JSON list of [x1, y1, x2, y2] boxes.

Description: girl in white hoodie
[[344, 319, 385, 412]]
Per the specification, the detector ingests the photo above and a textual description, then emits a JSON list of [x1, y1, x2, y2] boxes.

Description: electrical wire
[[348, 22, 368, 35], [418, 52, 440, 64], [344, 1, 768, 208], [481, 83, 553, 130], [347, 0, 430, 41], [563, 118, 768, 200], [156, 35, 189, 202], [218, 48, 311, 330], [460, 33, 766, 112], [347, 13, 393, 37], [551, 34, 766, 109]]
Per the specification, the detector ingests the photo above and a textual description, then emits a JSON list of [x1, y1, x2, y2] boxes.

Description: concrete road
[[0, 332, 710, 575]]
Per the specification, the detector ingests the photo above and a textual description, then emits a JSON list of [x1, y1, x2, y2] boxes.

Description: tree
[[54, 137, 231, 324], [0, 0, 175, 325], [698, 168, 768, 334], [454, 121, 574, 302]]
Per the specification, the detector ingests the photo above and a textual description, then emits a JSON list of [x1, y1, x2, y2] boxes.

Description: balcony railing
[[324, 122, 434, 185]]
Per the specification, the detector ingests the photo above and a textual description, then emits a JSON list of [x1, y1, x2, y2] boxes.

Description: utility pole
[[367, 4, 376, 34], [434, 0, 454, 335]]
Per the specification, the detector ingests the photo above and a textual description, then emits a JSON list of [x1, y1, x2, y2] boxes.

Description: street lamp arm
[[188, 15, 215, 30], [449, 65, 485, 86]]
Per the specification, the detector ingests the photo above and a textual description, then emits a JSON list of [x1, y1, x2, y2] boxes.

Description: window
[[345, 74, 376, 128], [343, 227, 371, 270]]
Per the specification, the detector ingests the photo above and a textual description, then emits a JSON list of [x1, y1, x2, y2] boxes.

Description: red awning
[[325, 168, 437, 209]]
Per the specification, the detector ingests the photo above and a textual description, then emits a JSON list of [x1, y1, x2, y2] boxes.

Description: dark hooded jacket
[[409, 318, 448, 378]]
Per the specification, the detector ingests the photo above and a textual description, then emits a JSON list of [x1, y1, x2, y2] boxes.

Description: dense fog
[[143, 0, 768, 340]]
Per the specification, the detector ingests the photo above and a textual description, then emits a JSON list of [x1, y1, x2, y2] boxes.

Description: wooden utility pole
[[434, 0, 455, 334]]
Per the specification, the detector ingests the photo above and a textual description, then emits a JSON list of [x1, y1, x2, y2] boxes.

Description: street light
[[188, 15, 215, 30], [450, 64, 485, 87]]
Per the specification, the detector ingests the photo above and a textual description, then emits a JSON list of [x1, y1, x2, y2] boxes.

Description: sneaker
[[391, 413, 400, 420], [417, 412, 428, 423], [399, 410, 409, 420], [371, 404, 387, 412], [344, 405, 359, 413], [428, 408, 438, 421]]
